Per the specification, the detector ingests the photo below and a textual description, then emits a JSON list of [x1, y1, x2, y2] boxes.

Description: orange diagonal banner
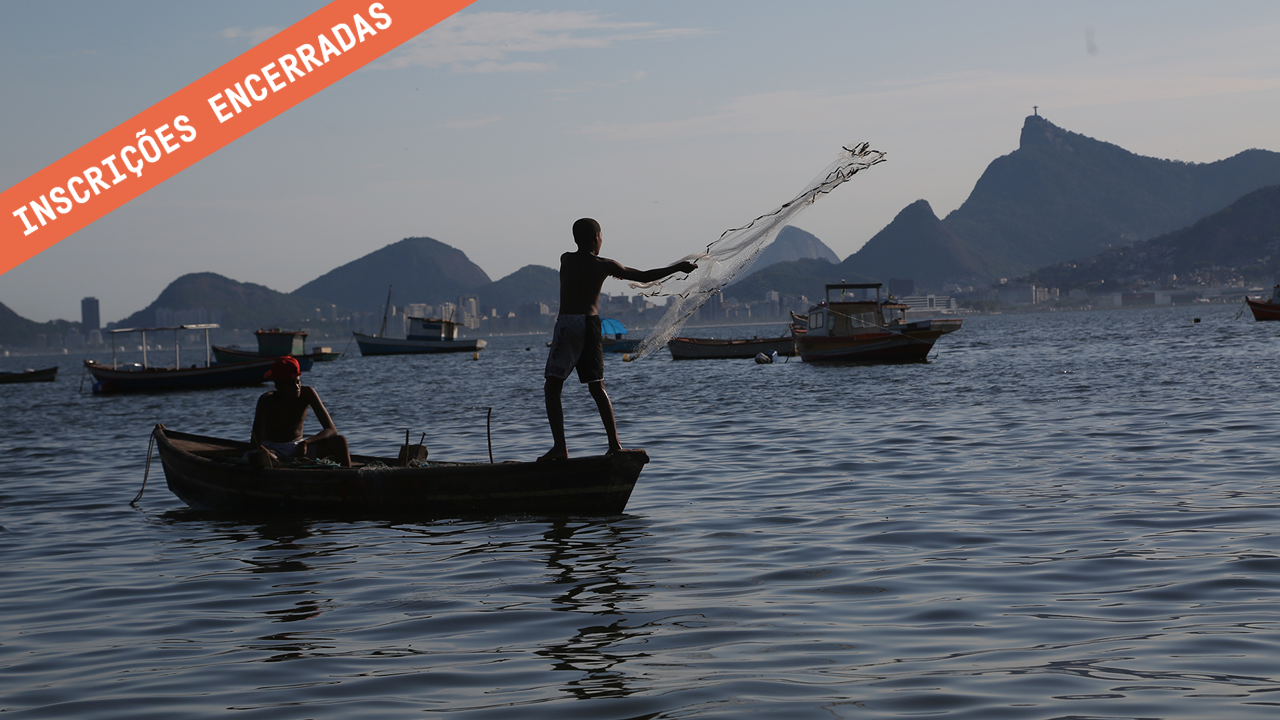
[[1, 0, 473, 277]]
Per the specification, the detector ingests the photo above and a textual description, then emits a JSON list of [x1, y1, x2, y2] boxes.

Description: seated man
[[249, 356, 351, 468]]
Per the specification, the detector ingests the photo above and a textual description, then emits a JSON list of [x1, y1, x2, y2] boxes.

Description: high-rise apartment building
[[81, 297, 100, 331]]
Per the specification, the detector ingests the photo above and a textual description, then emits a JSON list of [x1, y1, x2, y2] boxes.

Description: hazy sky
[[4, 1, 1279, 323]]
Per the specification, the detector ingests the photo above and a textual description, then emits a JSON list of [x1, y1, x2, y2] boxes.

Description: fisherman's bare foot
[[538, 447, 569, 462]]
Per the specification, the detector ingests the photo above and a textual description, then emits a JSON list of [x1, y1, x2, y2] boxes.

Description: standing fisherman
[[540, 218, 697, 460]]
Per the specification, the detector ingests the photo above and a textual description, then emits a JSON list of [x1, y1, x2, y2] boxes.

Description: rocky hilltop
[[729, 115, 1280, 298]]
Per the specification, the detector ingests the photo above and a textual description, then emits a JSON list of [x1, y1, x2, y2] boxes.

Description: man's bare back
[[558, 251, 624, 316]]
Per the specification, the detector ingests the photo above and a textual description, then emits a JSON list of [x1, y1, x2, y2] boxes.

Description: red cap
[[265, 356, 301, 380]]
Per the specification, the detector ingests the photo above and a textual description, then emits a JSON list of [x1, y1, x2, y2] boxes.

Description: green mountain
[[842, 115, 1280, 289], [115, 272, 341, 330], [292, 236, 491, 312], [725, 258, 877, 304], [1031, 184, 1280, 290], [836, 200, 986, 287], [475, 265, 559, 314]]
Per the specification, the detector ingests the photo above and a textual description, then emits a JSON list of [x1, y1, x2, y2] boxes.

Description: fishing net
[[630, 143, 887, 360]]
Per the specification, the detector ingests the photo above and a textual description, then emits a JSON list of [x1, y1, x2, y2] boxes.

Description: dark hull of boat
[[354, 333, 487, 355], [668, 336, 797, 360], [0, 366, 57, 384], [153, 427, 648, 518], [1246, 298, 1280, 321], [212, 346, 316, 371], [602, 338, 641, 353], [797, 320, 962, 363], [86, 359, 272, 393]]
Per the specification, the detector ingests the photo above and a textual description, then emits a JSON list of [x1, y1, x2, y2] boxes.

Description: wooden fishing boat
[[1246, 286, 1280, 321], [86, 324, 272, 393], [355, 317, 485, 355], [0, 366, 58, 384], [667, 334, 798, 360], [86, 358, 273, 393], [796, 283, 962, 363], [152, 426, 648, 517], [212, 328, 320, 369], [212, 345, 316, 370]]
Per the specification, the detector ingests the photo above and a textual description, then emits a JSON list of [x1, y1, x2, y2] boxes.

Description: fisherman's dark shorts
[[544, 315, 604, 384]]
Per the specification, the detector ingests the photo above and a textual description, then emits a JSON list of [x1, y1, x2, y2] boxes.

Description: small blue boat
[[601, 318, 641, 353]]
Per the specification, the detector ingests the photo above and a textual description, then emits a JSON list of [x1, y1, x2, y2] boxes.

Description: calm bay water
[[2, 304, 1279, 718]]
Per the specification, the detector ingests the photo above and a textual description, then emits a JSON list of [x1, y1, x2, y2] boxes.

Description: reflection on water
[[2, 306, 1280, 718], [536, 521, 649, 701]]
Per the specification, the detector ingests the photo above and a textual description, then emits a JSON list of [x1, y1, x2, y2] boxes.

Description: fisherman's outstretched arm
[[605, 258, 698, 284]]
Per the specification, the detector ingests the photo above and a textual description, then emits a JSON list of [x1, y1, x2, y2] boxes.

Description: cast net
[[630, 143, 887, 360]]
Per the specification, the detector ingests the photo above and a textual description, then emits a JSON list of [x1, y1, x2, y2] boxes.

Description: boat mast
[[378, 285, 393, 338]]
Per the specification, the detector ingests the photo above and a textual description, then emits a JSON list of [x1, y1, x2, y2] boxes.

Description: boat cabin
[[254, 329, 307, 356], [407, 317, 460, 341], [805, 284, 911, 338]]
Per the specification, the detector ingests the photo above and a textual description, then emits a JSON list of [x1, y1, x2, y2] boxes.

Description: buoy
[[623, 353, 631, 362], [472, 352, 480, 360], [754, 352, 772, 364], [1192, 318, 1200, 323]]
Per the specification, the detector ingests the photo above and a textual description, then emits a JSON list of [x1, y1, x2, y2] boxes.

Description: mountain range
[[6, 114, 1280, 345], [723, 115, 1280, 300]]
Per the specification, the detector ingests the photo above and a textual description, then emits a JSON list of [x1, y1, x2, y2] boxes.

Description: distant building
[[901, 295, 956, 311], [81, 297, 100, 331], [518, 302, 551, 327], [458, 295, 480, 329], [998, 285, 1038, 305], [697, 294, 723, 322], [403, 303, 432, 319]]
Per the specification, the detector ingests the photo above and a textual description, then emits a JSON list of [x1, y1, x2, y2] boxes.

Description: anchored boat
[[0, 366, 58, 384], [796, 283, 962, 363], [601, 318, 641, 354], [667, 333, 798, 360], [1246, 285, 1280, 321], [212, 328, 338, 368], [354, 316, 487, 355], [85, 324, 273, 393]]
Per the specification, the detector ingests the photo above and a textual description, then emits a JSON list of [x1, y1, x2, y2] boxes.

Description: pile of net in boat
[[630, 143, 886, 360]]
